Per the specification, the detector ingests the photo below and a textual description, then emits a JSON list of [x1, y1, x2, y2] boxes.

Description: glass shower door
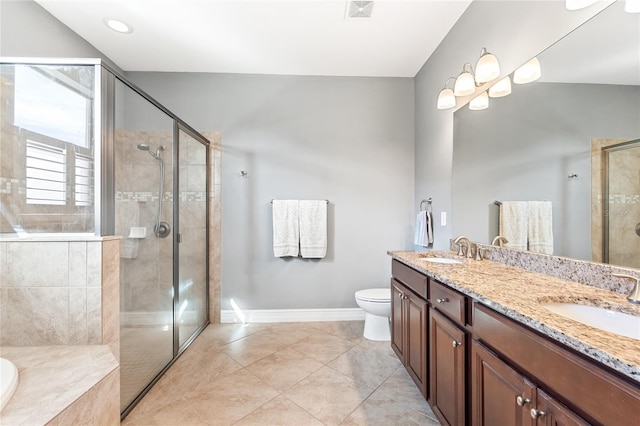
[[177, 126, 209, 347], [115, 79, 175, 412], [604, 139, 640, 269]]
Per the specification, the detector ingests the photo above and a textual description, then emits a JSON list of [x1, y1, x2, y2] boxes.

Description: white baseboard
[[220, 308, 366, 324]]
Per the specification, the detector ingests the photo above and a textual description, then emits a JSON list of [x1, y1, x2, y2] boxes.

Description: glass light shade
[[454, 71, 476, 97], [437, 88, 456, 109], [565, 0, 598, 10], [475, 49, 500, 84], [625, 0, 640, 13], [469, 92, 489, 110], [513, 57, 541, 84], [488, 76, 511, 98]]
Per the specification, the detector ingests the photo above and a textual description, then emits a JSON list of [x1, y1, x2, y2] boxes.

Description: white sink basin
[[421, 257, 462, 264], [542, 303, 640, 340]]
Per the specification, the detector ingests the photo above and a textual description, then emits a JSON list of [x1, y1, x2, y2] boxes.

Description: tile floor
[[122, 321, 440, 425]]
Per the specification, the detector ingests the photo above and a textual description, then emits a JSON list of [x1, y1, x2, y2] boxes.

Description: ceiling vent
[[346, 1, 374, 19]]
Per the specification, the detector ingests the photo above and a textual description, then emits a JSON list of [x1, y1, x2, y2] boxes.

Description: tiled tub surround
[[388, 250, 640, 383], [0, 346, 119, 425], [0, 237, 120, 355], [0, 236, 121, 424]]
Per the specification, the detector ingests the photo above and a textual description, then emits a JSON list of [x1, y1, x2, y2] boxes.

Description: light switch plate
[[441, 212, 447, 226]]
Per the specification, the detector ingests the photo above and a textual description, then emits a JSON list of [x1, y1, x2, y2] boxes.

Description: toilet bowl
[[355, 288, 391, 341]]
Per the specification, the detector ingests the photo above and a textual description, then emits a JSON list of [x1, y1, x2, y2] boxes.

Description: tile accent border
[[220, 308, 366, 324]]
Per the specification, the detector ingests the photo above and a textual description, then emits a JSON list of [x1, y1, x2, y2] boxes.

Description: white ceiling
[[35, 0, 473, 77]]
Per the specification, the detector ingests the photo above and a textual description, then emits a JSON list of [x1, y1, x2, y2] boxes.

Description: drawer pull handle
[[530, 409, 546, 419], [452, 340, 461, 348], [437, 298, 448, 303], [516, 396, 531, 407], [402, 295, 409, 300], [398, 292, 403, 298]]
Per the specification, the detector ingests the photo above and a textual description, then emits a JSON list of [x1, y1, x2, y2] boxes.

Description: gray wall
[[453, 82, 640, 260], [414, 0, 612, 250], [126, 72, 415, 310], [0, 0, 118, 70]]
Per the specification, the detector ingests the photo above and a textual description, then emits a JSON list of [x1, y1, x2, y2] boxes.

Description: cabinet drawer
[[429, 279, 467, 326], [392, 259, 427, 299]]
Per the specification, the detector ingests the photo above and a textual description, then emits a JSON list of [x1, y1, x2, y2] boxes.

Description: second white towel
[[299, 200, 327, 258]]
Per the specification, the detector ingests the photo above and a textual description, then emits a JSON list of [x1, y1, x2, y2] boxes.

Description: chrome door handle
[[452, 340, 461, 348], [436, 298, 448, 303], [516, 396, 531, 407]]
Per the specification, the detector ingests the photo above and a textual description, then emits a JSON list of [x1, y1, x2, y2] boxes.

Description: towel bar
[[270, 199, 329, 204]]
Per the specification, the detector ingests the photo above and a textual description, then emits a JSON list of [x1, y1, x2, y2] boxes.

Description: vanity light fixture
[[488, 75, 512, 98], [437, 77, 457, 110], [453, 63, 476, 97], [103, 17, 133, 34], [565, 0, 598, 10], [625, 0, 640, 13], [513, 57, 541, 84], [474, 48, 501, 84], [469, 91, 489, 110]]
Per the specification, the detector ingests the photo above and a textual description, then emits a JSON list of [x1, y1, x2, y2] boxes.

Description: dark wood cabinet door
[[405, 289, 428, 398], [471, 340, 536, 426], [390, 279, 405, 361], [430, 309, 466, 426], [534, 390, 589, 426]]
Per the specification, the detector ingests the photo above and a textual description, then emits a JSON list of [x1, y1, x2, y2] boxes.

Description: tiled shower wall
[[0, 237, 120, 357], [115, 129, 221, 324]]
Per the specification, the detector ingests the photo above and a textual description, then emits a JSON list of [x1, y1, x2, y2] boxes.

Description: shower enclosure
[[0, 58, 211, 417]]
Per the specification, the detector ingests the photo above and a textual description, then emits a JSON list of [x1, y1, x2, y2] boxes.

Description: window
[[74, 153, 93, 206], [25, 141, 67, 205]]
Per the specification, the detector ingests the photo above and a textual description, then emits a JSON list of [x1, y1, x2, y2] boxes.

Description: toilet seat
[[355, 288, 390, 303]]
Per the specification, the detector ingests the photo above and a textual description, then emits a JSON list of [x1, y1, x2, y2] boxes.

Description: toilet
[[355, 288, 391, 341]]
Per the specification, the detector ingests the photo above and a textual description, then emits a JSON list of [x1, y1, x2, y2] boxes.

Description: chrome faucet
[[612, 273, 640, 304], [492, 235, 509, 247], [453, 236, 471, 258]]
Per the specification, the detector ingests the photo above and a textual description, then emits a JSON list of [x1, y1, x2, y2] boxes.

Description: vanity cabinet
[[389, 256, 640, 425], [390, 260, 429, 397], [430, 309, 467, 426], [471, 340, 587, 426], [473, 302, 640, 425], [429, 279, 469, 426]]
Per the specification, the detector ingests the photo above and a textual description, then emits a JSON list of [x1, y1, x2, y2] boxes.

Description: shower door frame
[[106, 68, 211, 418], [602, 138, 640, 265]]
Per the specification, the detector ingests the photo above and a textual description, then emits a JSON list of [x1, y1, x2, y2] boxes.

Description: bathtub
[[0, 358, 18, 412]]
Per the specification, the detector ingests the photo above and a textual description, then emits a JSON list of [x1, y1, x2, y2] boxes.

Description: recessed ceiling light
[[103, 17, 133, 34]]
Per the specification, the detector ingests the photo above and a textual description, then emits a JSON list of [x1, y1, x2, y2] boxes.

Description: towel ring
[[420, 198, 432, 213]]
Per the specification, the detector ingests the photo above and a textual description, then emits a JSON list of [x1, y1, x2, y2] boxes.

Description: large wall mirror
[[452, 1, 640, 269]]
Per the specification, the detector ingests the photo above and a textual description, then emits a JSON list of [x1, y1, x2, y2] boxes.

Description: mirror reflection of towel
[[499, 202, 528, 251], [528, 201, 553, 254]]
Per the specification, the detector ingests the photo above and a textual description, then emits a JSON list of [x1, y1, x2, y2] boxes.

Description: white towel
[[527, 201, 553, 254], [414, 211, 427, 246], [499, 201, 528, 251], [299, 200, 327, 258], [272, 200, 299, 257], [414, 210, 433, 247]]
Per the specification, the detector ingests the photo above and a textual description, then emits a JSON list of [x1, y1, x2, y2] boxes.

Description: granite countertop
[[388, 250, 640, 384]]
